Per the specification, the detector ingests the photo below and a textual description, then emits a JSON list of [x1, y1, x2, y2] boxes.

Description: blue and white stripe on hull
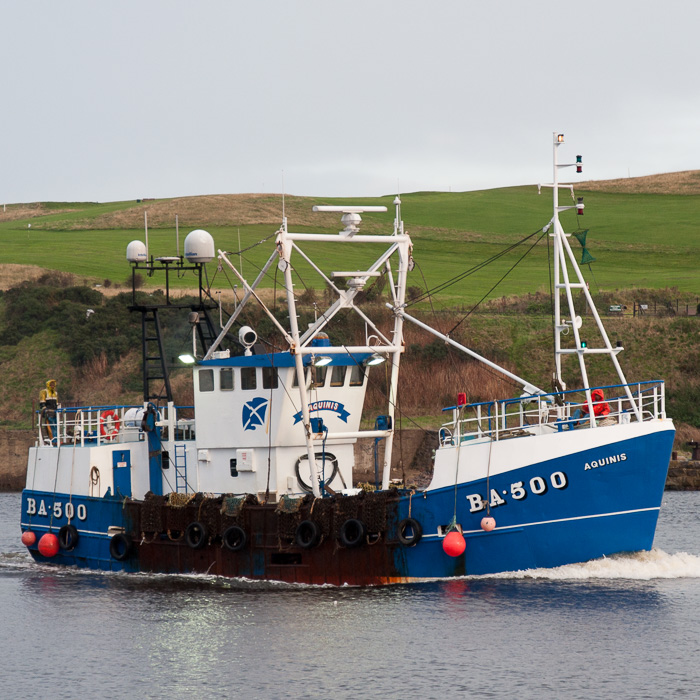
[[20, 491, 135, 572], [395, 423, 674, 578]]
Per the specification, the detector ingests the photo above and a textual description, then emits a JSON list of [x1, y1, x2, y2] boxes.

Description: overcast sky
[[2, 0, 698, 203]]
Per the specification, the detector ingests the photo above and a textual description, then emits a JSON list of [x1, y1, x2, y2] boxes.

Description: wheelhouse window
[[292, 368, 311, 388], [262, 367, 278, 389], [330, 365, 346, 387], [199, 369, 214, 392], [241, 367, 257, 390], [311, 365, 327, 388], [220, 368, 234, 391], [349, 364, 364, 386]]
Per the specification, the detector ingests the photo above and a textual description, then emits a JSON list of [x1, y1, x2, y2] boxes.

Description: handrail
[[35, 403, 196, 448], [439, 381, 667, 445]]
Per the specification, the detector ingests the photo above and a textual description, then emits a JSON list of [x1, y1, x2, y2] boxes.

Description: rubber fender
[[109, 532, 132, 561], [184, 521, 208, 550], [295, 520, 321, 549], [397, 517, 423, 547], [339, 518, 366, 548], [58, 524, 79, 551], [222, 525, 247, 552]]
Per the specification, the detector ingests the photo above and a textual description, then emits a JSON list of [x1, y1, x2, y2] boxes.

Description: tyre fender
[[58, 524, 79, 551], [109, 532, 132, 561], [184, 521, 208, 549], [222, 525, 247, 552], [295, 520, 321, 549], [397, 517, 423, 547], [339, 518, 366, 548]]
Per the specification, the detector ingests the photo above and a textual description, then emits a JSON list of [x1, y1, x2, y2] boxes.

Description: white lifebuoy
[[100, 410, 121, 438]]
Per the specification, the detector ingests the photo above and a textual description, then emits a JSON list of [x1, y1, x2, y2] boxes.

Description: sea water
[[1, 490, 699, 700]]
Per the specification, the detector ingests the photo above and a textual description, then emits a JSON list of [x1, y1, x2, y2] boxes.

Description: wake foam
[[491, 549, 700, 581]]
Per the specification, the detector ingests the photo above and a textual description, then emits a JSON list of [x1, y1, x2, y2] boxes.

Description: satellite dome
[[126, 240, 147, 262], [184, 229, 215, 263]]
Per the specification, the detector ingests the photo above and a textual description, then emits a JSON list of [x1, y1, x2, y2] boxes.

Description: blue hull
[[20, 428, 674, 583], [395, 430, 673, 579]]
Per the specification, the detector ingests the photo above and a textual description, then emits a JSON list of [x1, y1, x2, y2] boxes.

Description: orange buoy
[[443, 530, 466, 557], [481, 516, 496, 532], [38, 533, 59, 557], [21, 531, 36, 546]]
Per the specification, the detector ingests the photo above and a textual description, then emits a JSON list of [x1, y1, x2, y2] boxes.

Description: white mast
[[543, 133, 641, 422]]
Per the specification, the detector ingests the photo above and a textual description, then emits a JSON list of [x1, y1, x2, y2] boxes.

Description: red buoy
[[443, 530, 466, 557], [481, 516, 496, 532], [38, 533, 59, 557], [21, 531, 37, 546]]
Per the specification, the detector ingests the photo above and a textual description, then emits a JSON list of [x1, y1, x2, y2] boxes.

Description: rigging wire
[[405, 228, 544, 306], [447, 229, 548, 336]]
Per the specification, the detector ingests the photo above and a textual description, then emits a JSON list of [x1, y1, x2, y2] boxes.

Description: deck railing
[[438, 381, 667, 446], [36, 404, 195, 447]]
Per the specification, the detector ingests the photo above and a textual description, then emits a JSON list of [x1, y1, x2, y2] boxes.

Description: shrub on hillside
[[36, 271, 76, 287], [2, 283, 140, 366], [2, 283, 103, 346]]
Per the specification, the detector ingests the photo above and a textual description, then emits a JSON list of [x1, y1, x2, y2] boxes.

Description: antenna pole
[[175, 214, 179, 257], [144, 211, 149, 260]]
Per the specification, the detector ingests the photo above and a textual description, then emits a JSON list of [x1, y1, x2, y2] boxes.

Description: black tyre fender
[[109, 532, 132, 561], [295, 520, 321, 549], [58, 524, 79, 551], [397, 517, 423, 547], [339, 518, 366, 548], [222, 525, 247, 552], [185, 521, 208, 549]]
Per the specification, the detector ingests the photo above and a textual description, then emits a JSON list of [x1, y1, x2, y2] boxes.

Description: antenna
[[282, 169, 285, 221], [238, 228, 243, 275], [144, 211, 149, 259], [175, 214, 179, 257]]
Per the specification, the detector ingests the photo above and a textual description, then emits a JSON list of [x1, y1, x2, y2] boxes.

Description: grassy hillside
[[1, 175, 698, 307], [0, 174, 698, 448]]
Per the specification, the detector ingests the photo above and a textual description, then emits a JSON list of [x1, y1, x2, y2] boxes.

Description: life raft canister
[[100, 410, 121, 439]]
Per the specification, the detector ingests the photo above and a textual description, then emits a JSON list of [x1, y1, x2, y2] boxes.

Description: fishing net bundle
[[141, 493, 167, 533], [275, 495, 308, 541], [220, 493, 259, 530]]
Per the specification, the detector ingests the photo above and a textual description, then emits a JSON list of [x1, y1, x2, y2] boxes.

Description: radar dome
[[126, 240, 147, 262], [184, 229, 215, 263]]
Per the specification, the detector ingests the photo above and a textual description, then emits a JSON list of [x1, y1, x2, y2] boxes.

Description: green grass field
[[1, 186, 698, 307]]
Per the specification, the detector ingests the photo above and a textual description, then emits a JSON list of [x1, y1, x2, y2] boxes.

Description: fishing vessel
[[19, 135, 675, 584]]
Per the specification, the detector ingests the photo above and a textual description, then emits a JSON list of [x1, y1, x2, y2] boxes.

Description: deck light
[[311, 355, 332, 367], [178, 353, 196, 364], [364, 353, 386, 367]]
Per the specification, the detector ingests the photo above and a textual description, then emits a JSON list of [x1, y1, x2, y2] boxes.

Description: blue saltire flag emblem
[[242, 397, 269, 431]]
